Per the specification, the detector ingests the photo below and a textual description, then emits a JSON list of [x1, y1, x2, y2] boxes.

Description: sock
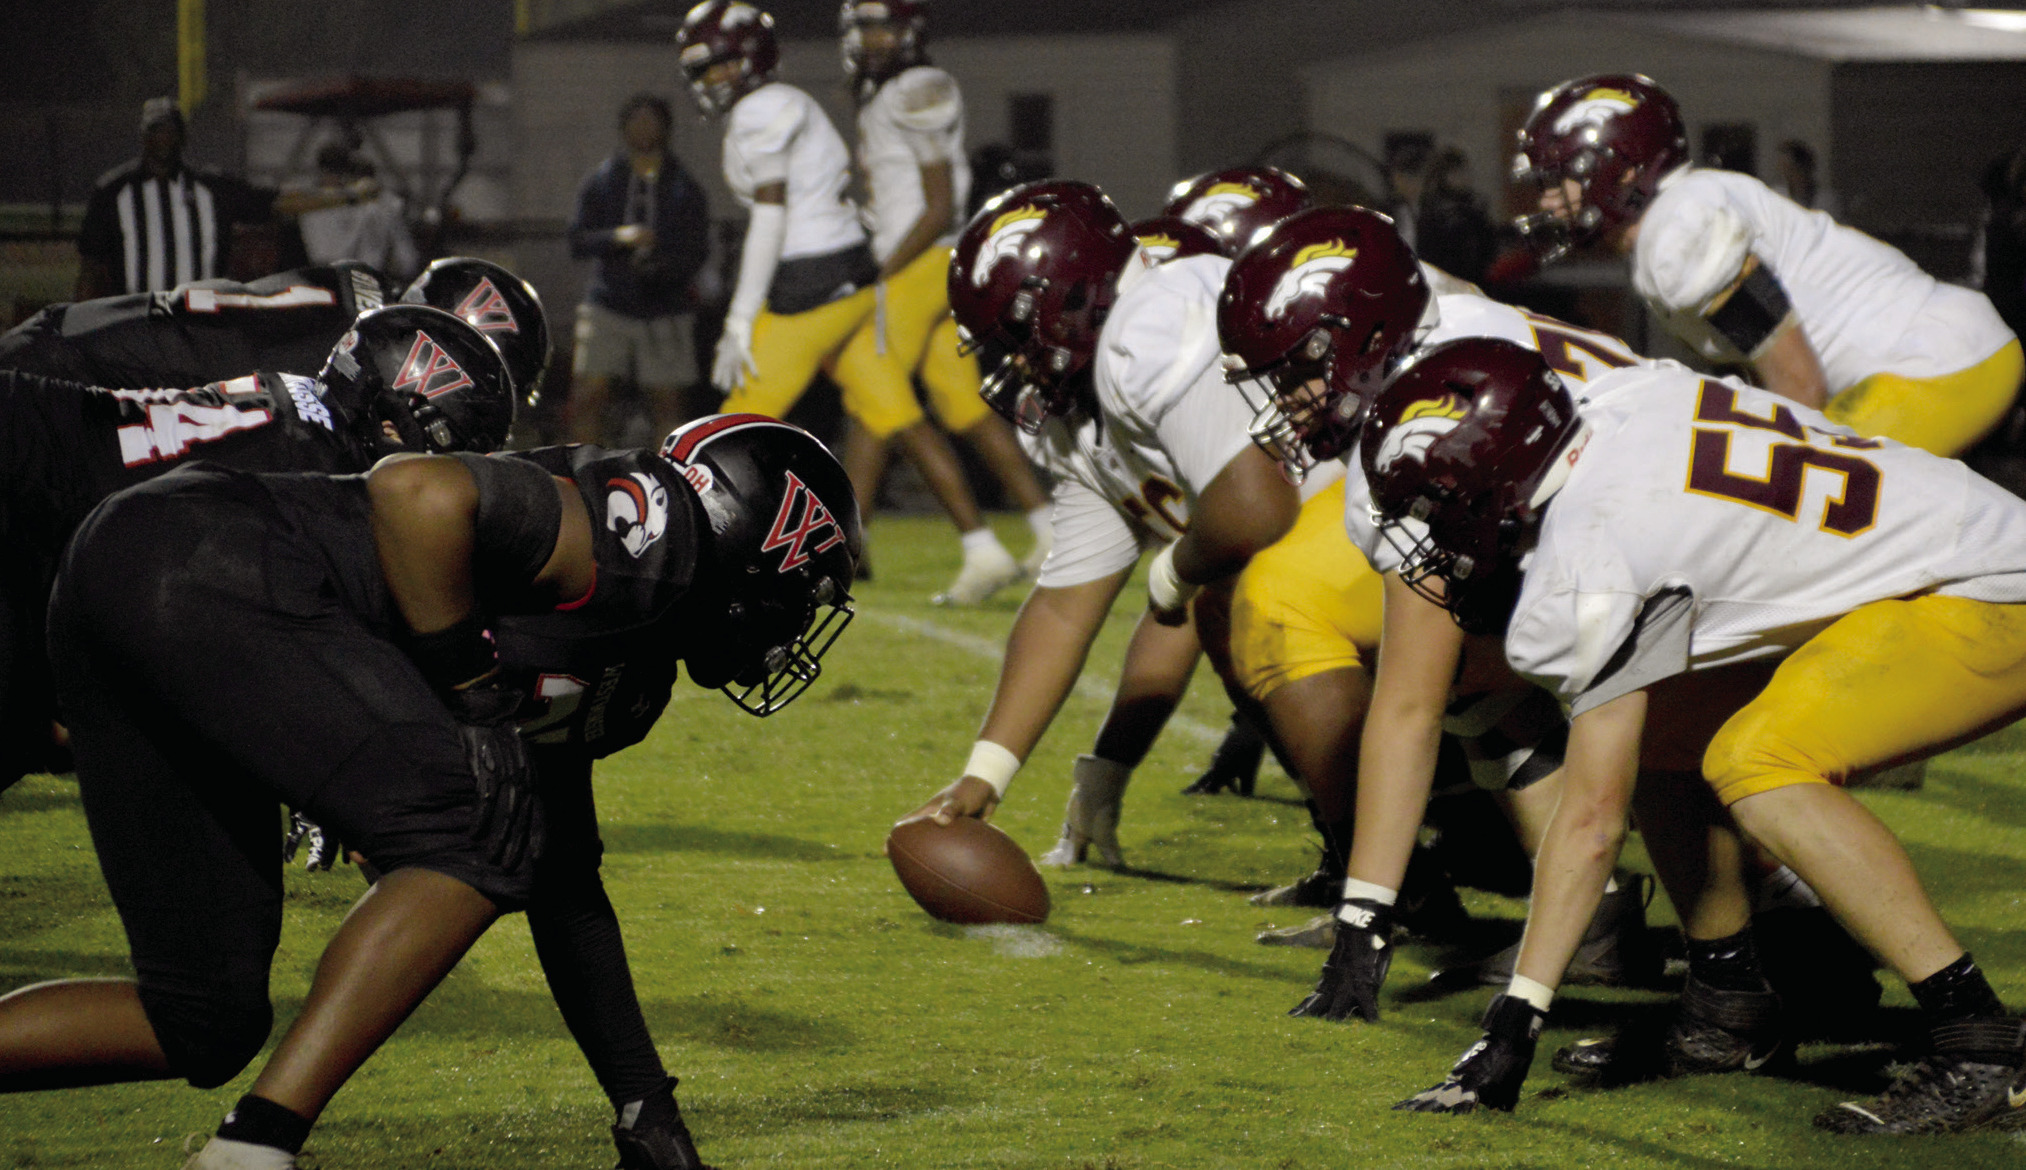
[[616, 1077, 680, 1131], [1342, 878, 1398, 905], [1685, 926, 1771, 993], [1507, 974, 1556, 1013], [960, 527, 1006, 559], [1603, 874, 1620, 894], [216, 1094, 312, 1156], [1911, 953, 2006, 1023], [1026, 506, 1051, 537]]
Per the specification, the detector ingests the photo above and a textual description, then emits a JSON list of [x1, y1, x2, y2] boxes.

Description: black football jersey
[[0, 262, 390, 388], [493, 444, 702, 758], [0, 369, 374, 555]]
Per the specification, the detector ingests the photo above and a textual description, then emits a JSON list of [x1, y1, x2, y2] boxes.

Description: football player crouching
[[0, 305, 513, 791], [1370, 337, 2026, 1134], [0, 413, 859, 1168]]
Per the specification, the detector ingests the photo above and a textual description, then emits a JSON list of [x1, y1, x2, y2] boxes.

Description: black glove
[[445, 682, 543, 871], [1289, 898, 1395, 1022], [1395, 993, 1547, 1114], [282, 808, 346, 871]]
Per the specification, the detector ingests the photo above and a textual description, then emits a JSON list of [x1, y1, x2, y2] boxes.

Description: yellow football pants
[[721, 286, 926, 440], [857, 246, 992, 433], [1227, 480, 1386, 702], [1824, 339, 2024, 457], [1704, 594, 2026, 805]]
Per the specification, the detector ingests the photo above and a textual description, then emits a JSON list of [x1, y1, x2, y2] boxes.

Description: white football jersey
[[1027, 250, 1340, 587], [856, 66, 971, 264], [1506, 363, 2026, 711], [721, 82, 865, 260], [1345, 293, 1652, 574], [1634, 168, 2015, 392]]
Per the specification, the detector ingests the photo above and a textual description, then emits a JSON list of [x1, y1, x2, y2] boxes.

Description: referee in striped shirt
[[76, 98, 346, 301]]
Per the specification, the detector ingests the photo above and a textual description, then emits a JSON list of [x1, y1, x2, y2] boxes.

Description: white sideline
[[863, 611, 1223, 744]]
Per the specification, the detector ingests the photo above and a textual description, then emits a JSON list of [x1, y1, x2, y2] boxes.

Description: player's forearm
[[1172, 448, 1298, 585], [1511, 693, 1644, 990], [1347, 576, 1466, 890], [973, 574, 1127, 765], [1749, 319, 1830, 410], [727, 186, 787, 324], [879, 163, 954, 280]]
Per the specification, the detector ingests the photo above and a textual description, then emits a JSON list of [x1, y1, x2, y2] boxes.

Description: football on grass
[[886, 817, 1051, 925]]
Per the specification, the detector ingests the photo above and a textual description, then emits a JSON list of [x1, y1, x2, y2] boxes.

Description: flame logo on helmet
[[1178, 182, 1261, 228], [1135, 230, 1181, 261], [1264, 240, 1358, 322], [1551, 87, 1639, 137], [1372, 394, 1469, 474], [605, 471, 670, 558], [971, 205, 1047, 288]]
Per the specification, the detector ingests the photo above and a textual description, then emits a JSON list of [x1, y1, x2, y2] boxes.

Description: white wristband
[[964, 740, 1021, 798], [1147, 542, 1200, 614]]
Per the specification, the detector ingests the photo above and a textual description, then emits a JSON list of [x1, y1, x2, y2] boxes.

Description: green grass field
[[4, 514, 2025, 1168]]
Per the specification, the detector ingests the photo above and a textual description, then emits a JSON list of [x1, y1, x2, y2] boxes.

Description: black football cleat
[[1438, 872, 1659, 987], [1553, 972, 1788, 1081], [613, 1080, 717, 1170], [1181, 718, 1263, 796], [1815, 1016, 2026, 1135]]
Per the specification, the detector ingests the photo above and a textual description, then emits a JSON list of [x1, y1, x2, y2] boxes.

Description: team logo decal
[[1135, 230, 1181, 261], [453, 278, 520, 335], [1264, 240, 1358, 321], [722, 1, 760, 25], [971, 205, 1046, 287], [392, 330, 474, 400], [1372, 393, 1469, 473], [1552, 87, 1639, 136], [606, 471, 670, 558], [1179, 182, 1261, 228], [760, 470, 845, 572]]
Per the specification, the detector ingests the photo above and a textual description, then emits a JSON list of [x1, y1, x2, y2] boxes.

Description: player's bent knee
[[1702, 714, 1828, 806], [141, 981, 274, 1089]]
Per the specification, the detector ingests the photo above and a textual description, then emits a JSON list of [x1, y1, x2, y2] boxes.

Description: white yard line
[[862, 611, 1224, 744]]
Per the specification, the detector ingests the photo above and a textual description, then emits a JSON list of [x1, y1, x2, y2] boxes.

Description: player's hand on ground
[[446, 682, 544, 871], [1394, 994, 1546, 1114], [1289, 899, 1394, 1022], [899, 776, 1000, 828], [712, 316, 757, 392]]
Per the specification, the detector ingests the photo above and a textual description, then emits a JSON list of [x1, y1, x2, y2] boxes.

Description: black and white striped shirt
[[78, 161, 275, 294]]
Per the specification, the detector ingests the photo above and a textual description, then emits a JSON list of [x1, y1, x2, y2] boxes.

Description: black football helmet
[[1360, 337, 1589, 634], [660, 414, 863, 715], [401, 257, 552, 407], [320, 305, 516, 455], [677, 1, 780, 116]]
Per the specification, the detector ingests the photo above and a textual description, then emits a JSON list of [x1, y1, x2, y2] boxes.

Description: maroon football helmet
[[840, 0, 929, 99], [1512, 74, 1687, 262], [1360, 337, 1589, 633], [1129, 216, 1224, 265], [1217, 206, 1430, 481], [677, 1, 780, 116], [1162, 166, 1312, 258], [948, 180, 1135, 432]]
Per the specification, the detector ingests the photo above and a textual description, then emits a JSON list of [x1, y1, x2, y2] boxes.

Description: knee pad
[[139, 979, 275, 1089]]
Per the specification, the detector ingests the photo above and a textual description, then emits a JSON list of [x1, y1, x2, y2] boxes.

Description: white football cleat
[[931, 543, 1023, 606], [1038, 754, 1130, 868], [183, 1136, 296, 1170]]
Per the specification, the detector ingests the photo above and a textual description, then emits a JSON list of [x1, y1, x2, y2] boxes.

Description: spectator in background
[[1774, 140, 1822, 210], [567, 93, 710, 445], [1413, 147, 1497, 286], [296, 144, 419, 281], [76, 98, 343, 299]]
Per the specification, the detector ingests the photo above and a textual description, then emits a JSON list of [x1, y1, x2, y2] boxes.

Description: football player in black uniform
[[0, 256, 552, 409], [0, 304, 514, 788], [0, 414, 858, 1170]]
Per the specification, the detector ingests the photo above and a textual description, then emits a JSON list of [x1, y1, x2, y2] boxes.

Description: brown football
[[886, 817, 1051, 925]]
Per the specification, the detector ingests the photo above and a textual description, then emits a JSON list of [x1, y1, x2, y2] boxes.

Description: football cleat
[[1438, 872, 1659, 987], [1553, 971, 1788, 1080], [1289, 898, 1395, 1022], [181, 1137, 295, 1170], [1181, 718, 1263, 796], [930, 543, 1022, 606], [1248, 860, 1340, 908], [1038, 754, 1129, 868], [1255, 913, 1335, 949], [1814, 1017, 2026, 1135], [1396, 994, 1547, 1113]]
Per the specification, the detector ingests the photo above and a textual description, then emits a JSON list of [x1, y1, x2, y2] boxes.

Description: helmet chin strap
[[1526, 419, 1593, 510]]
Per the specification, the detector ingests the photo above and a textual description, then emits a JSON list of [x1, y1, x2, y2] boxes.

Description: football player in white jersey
[[1516, 73, 2022, 459], [837, 0, 1052, 600], [676, 0, 1021, 605], [900, 181, 1319, 865], [1365, 336, 2026, 1132]]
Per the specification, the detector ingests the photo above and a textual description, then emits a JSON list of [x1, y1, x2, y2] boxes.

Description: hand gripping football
[[886, 817, 1051, 925]]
